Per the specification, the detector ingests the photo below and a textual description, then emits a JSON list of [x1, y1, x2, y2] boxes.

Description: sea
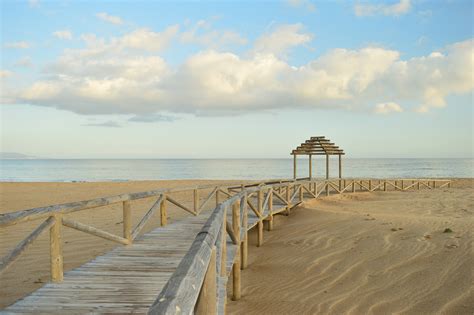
[[0, 158, 472, 182]]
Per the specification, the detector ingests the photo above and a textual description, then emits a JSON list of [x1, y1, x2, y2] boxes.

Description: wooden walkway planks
[[2, 214, 212, 314]]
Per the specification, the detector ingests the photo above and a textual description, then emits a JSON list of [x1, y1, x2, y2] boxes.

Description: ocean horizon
[[1, 158, 472, 182]]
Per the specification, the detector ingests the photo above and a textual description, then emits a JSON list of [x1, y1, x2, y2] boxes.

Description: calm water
[[0, 159, 472, 182]]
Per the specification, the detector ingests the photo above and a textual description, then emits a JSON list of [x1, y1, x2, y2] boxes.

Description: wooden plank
[[148, 206, 224, 314]]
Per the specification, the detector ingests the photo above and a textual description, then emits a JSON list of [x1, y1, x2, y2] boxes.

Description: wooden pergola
[[291, 136, 345, 180]]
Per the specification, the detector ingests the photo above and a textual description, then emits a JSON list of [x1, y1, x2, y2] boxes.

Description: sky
[[0, 0, 473, 159]]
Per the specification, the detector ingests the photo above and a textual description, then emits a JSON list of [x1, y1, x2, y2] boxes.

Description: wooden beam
[[195, 246, 217, 315], [166, 195, 196, 216], [131, 194, 164, 240], [50, 214, 63, 283], [122, 201, 132, 242], [62, 217, 130, 245], [0, 216, 55, 275]]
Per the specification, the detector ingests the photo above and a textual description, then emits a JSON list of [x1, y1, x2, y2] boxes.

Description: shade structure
[[290, 136, 344, 181]]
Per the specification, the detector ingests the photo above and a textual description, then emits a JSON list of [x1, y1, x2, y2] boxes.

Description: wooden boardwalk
[[3, 214, 212, 314]]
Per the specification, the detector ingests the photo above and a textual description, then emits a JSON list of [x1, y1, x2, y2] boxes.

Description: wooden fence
[[0, 178, 452, 314]]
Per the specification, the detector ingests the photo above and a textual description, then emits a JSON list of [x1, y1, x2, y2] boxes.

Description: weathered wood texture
[[5, 214, 212, 314]]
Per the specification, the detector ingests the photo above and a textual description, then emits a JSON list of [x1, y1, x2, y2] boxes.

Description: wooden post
[[433, 180, 436, 189], [123, 201, 132, 242], [401, 180, 404, 190], [338, 154, 342, 191], [325, 154, 329, 195], [384, 181, 387, 191], [448, 181, 451, 188], [417, 181, 420, 190], [232, 201, 240, 245], [352, 181, 356, 193], [293, 154, 297, 179], [194, 189, 199, 214], [241, 195, 248, 270], [50, 214, 63, 283], [195, 246, 217, 315], [257, 190, 263, 247], [395, 180, 398, 190], [309, 154, 312, 180], [267, 189, 273, 231], [286, 184, 291, 215], [160, 196, 167, 226], [369, 180, 372, 191], [299, 184, 303, 202], [232, 247, 241, 301], [220, 207, 227, 277]]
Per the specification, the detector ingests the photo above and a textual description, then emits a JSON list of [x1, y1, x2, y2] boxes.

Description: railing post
[[448, 181, 451, 188], [299, 184, 303, 202], [195, 246, 217, 315], [384, 181, 387, 191], [395, 180, 398, 190], [369, 180, 372, 191], [257, 189, 263, 247], [267, 189, 273, 231], [286, 184, 291, 215], [232, 246, 241, 301], [352, 181, 356, 193], [50, 214, 63, 283], [241, 194, 248, 269], [194, 189, 199, 214], [232, 201, 240, 245], [433, 180, 436, 189], [160, 195, 167, 226], [220, 207, 227, 277], [401, 180, 404, 190], [123, 201, 132, 242]]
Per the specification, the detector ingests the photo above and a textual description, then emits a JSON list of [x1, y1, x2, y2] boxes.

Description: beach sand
[[227, 179, 473, 314], [1, 179, 472, 312], [0, 180, 240, 308]]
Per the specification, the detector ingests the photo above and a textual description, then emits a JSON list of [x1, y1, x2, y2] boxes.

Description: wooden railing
[[147, 178, 452, 314], [0, 178, 452, 313]]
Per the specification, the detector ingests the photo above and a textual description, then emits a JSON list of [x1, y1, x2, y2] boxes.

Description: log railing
[[0, 178, 452, 313], [148, 178, 452, 314]]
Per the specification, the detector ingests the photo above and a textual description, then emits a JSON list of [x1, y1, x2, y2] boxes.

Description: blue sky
[[1, 0, 472, 158]]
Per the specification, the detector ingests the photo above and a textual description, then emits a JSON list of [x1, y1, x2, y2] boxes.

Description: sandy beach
[[227, 179, 473, 314], [1, 179, 472, 312]]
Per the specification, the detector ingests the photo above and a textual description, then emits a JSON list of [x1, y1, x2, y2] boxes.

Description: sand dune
[[227, 179, 473, 314]]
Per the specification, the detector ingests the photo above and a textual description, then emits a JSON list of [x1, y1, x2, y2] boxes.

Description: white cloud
[[374, 102, 403, 114], [96, 12, 124, 25], [53, 30, 73, 40], [253, 24, 312, 57], [180, 20, 247, 48], [355, 0, 411, 17], [286, 0, 316, 12], [5, 24, 473, 117], [84, 120, 122, 128], [4, 41, 31, 49]]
